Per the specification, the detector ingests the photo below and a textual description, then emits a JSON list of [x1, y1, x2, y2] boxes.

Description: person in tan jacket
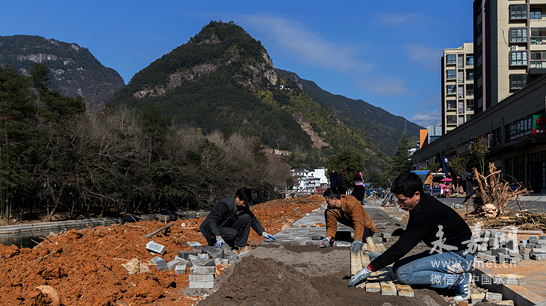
[[320, 188, 376, 248]]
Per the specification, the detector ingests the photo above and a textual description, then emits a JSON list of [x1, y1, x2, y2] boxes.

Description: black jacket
[[199, 194, 265, 245], [370, 193, 472, 271]]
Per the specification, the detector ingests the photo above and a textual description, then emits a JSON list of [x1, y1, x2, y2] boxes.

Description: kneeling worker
[[349, 172, 474, 302], [320, 188, 376, 248], [200, 187, 275, 249]]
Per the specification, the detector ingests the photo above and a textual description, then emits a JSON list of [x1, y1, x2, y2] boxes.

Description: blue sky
[[2, 0, 473, 127]]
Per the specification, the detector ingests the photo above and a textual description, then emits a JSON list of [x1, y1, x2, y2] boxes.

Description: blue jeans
[[393, 250, 474, 290]]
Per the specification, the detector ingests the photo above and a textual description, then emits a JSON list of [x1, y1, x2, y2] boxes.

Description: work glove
[[368, 251, 382, 261], [350, 241, 364, 253], [214, 236, 226, 248], [319, 237, 330, 248], [262, 232, 276, 240], [349, 266, 372, 287]]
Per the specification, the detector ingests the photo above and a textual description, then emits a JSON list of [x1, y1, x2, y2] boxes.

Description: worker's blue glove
[[214, 236, 226, 248], [319, 237, 330, 248], [349, 266, 372, 287], [368, 251, 382, 261], [350, 241, 364, 253], [262, 232, 276, 240]]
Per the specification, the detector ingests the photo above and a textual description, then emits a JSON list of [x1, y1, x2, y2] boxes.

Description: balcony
[[531, 36, 546, 45]]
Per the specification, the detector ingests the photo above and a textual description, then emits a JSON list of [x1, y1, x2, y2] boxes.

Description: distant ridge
[[0, 35, 125, 110], [276, 69, 422, 155]]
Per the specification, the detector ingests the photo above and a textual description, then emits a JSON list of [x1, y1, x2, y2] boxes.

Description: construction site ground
[[0, 194, 545, 305]]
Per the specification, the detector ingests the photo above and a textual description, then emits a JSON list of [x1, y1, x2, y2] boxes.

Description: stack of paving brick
[[351, 241, 415, 297], [145, 240, 240, 289], [474, 230, 546, 264], [521, 235, 546, 261]]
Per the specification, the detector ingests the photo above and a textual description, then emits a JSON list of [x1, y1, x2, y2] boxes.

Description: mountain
[[276, 69, 422, 155], [107, 21, 390, 171], [0, 35, 125, 110]]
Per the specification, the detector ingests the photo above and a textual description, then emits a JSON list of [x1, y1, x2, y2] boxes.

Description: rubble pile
[[473, 228, 546, 265]]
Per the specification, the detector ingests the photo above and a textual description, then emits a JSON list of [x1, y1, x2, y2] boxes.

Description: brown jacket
[[325, 195, 376, 241]]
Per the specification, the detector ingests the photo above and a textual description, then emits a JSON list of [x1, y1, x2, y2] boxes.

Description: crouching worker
[[200, 187, 275, 249], [349, 172, 475, 302], [320, 188, 376, 249]]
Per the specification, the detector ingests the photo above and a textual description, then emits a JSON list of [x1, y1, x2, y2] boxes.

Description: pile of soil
[[199, 245, 451, 306], [0, 195, 323, 306]]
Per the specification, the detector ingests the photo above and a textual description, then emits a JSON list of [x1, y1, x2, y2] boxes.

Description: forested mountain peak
[[107, 21, 390, 171], [0, 34, 125, 110]]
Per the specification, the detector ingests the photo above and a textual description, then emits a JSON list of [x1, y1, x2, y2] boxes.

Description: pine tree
[[388, 134, 413, 179]]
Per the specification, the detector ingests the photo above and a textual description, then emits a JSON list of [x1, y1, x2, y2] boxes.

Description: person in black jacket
[[199, 187, 275, 249], [337, 171, 348, 195], [349, 172, 475, 302], [329, 170, 339, 192]]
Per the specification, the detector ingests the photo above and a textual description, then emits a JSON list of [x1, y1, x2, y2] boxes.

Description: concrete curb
[[0, 211, 208, 236]]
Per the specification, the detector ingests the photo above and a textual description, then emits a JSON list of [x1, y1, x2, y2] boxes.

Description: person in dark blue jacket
[[199, 187, 275, 249]]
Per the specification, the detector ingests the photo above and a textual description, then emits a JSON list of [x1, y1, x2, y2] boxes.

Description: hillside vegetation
[[0, 62, 292, 225], [276, 69, 422, 155], [108, 21, 390, 171], [0, 35, 125, 109]]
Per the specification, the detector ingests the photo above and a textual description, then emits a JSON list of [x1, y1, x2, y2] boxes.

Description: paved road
[[425, 194, 546, 214]]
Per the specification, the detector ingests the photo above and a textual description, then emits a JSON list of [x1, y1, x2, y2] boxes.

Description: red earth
[[0, 196, 324, 306]]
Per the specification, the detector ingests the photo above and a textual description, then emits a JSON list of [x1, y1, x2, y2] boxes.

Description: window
[[466, 114, 474, 122], [447, 100, 456, 109], [466, 70, 474, 81], [510, 4, 528, 19], [458, 115, 465, 125], [510, 51, 528, 66], [447, 85, 456, 94], [466, 99, 474, 111], [458, 70, 464, 83], [458, 85, 464, 98], [531, 50, 546, 68], [509, 28, 528, 43], [458, 101, 465, 114], [466, 55, 474, 66], [510, 74, 528, 90], [447, 115, 457, 124], [458, 54, 464, 68], [531, 8, 542, 19], [446, 70, 456, 79], [531, 27, 546, 45], [446, 54, 456, 64], [466, 84, 474, 96]]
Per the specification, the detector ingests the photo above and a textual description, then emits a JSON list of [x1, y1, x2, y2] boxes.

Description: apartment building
[[474, 0, 546, 114], [442, 43, 475, 134]]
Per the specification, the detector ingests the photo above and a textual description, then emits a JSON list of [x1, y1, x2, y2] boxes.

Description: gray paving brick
[[189, 281, 214, 289], [175, 264, 187, 274], [190, 266, 216, 275], [187, 241, 202, 251], [531, 254, 546, 260], [491, 248, 508, 256], [150, 256, 167, 271], [477, 251, 496, 262], [189, 274, 214, 282], [485, 292, 503, 302], [146, 241, 166, 255], [202, 245, 224, 259]]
